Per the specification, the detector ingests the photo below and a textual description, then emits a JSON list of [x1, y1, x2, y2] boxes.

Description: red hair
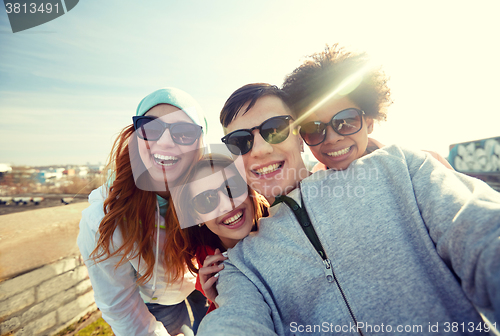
[[91, 125, 199, 284]]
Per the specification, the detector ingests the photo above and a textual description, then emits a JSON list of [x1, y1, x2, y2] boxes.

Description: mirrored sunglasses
[[132, 116, 202, 145], [221, 115, 293, 155], [191, 176, 248, 214], [299, 108, 364, 146]]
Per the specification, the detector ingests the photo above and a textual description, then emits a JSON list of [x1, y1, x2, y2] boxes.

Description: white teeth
[[153, 153, 179, 166], [254, 163, 280, 175], [153, 153, 178, 160], [222, 211, 243, 225], [327, 147, 351, 157]]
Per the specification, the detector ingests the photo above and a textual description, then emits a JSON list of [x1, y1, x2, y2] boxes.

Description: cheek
[[203, 218, 221, 234], [233, 194, 250, 209], [358, 129, 370, 146], [242, 156, 255, 177], [244, 197, 255, 216], [288, 136, 303, 156], [137, 141, 151, 163], [180, 144, 200, 164], [309, 146, 322, 156], [199, 211, 217, 225]]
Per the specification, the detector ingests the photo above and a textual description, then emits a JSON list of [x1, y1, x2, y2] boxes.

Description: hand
[[199, 248, 228, 305]]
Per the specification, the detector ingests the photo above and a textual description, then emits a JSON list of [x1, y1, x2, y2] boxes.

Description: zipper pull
[[323, 258, 334, 283]]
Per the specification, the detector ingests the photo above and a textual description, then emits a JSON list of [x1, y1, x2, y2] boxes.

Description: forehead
[[303, 96, 360, 122], [145, 104, 192, 123], [225, 95, 291, 133], [189, 166, 236, 193]]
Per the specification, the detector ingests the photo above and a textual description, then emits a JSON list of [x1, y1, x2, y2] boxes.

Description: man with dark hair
[[219, 83, 309, 203], [197, 53, 500, 335]]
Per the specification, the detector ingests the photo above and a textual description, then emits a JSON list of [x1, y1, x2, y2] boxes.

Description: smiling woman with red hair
[[78, 87, 208, 336]]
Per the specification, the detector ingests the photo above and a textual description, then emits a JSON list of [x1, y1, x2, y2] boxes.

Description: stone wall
[[0, 202, 94, 336], [0, 256, 95, 336]]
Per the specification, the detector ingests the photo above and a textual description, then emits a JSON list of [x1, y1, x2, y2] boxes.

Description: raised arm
[[405, 148, 500, 323], [197, 258, 280, 336]]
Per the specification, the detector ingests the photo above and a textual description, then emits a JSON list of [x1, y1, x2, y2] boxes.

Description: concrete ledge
[[0, 256, 95, 336], [0, 202, 89, 280]]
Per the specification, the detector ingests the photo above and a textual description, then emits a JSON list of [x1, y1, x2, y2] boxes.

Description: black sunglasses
[[299, 108, 365, 146], [191, 176, 248, 214], [132, 116, 202, 145], [221, 115, 293, 155]]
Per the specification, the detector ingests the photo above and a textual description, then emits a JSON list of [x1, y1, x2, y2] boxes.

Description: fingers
[[199, 263, 224, 278], [202, 273, 220, 291], [203, 250, 228, 268], [199, 250, 228, 303], [201, 269, 221, 303]]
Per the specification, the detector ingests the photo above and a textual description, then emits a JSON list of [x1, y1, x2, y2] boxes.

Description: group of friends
[[77, 44, 500, 336]]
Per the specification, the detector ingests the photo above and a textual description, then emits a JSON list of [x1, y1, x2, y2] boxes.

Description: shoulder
[[356, 144, 429, 171], [302, 145, 430, 190], [80, 186, 108, 232]]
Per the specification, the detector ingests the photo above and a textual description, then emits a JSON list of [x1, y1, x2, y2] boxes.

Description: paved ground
[[0, 200, 89, 280]]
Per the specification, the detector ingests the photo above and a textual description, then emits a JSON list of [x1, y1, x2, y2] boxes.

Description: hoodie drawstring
[[151, 201, 160, 299]]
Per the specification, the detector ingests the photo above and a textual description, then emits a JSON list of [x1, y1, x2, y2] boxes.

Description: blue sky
[[1, 0, 499, 166]]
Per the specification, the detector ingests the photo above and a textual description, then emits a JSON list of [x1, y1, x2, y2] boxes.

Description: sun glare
[[291, 62, 374, 129]]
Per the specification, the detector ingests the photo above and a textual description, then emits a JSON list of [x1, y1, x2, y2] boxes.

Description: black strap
[[272, 193, 327, 260]]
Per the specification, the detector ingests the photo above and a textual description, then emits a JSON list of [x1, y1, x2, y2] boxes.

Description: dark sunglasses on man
[[299, 108, 365, 146], [191, 175, 248, 214], [221, 115, 293, 156], [133, 116, 203, 145]]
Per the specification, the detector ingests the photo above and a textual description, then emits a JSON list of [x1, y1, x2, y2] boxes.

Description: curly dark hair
[[282, 44, 392, 122]]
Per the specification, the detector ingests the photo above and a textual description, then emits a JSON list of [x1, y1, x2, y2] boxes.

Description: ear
[[297, 135, 305, 152], [366, 117, 374, 134], [291, 126, 304, 152]]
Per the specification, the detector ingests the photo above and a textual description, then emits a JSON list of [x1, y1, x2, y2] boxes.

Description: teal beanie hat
[[136, 87, 207, 134]]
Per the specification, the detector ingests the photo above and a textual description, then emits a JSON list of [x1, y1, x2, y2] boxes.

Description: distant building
[[0, 163, 12, 173]]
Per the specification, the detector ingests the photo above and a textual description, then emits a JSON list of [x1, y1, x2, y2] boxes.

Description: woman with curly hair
[[282, 43, 451, 171], [77, 87, 208, 336]]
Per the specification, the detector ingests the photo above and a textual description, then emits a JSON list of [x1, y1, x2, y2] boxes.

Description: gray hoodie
[[197, 145, 500, 336]]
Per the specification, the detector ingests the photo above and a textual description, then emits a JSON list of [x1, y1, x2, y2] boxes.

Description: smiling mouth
[[251, 162, 283, 176], [222, 210, 243, 226], [326, 146, 352, 157], [153, 153, 179, 166]]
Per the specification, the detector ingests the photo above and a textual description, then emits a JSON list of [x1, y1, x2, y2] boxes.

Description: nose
[[249, 131, 273, 158], [155, 128, 176, 148], [323, 125, 344, 145], [217, 190, 234, 216]]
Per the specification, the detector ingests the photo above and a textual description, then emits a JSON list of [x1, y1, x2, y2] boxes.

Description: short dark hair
[[220, 83, 292, 128], [282, 44, 392, 121]]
